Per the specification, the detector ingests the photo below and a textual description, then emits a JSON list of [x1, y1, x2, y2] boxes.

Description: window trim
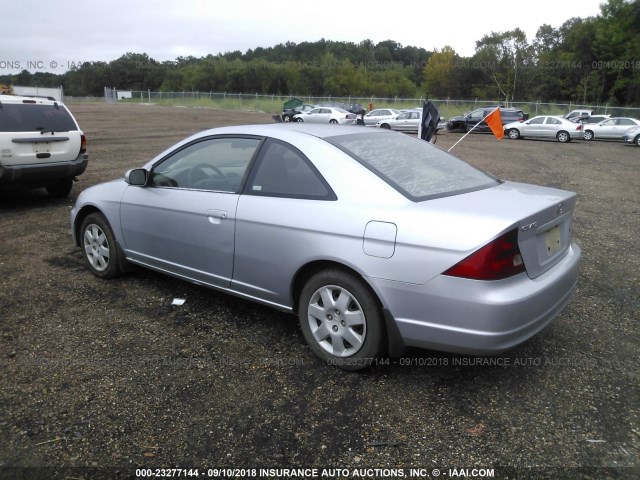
[[242, 138, 337, 201]]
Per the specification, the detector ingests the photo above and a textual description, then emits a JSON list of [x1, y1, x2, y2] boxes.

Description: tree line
[[2, 0, 638, 105]]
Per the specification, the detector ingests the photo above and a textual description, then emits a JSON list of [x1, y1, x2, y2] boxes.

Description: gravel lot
[[1, 103, 638, 480]]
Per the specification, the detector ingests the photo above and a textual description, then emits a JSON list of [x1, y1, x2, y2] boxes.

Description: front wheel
[[380, 123, 391, 129], [294, 117, 303, 122], [283, 115, 291, 122], [298, 269, 386, 371], [508, 128, 520, 140], [557, 131, 570, 143], [80, 213, 124, 279], [583, 130, 594, 141], [329, 119, 338, 124], [635, 135, 640, 146]]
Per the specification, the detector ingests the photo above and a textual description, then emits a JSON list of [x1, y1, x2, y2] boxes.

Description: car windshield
[[326, 132, 499, 201]]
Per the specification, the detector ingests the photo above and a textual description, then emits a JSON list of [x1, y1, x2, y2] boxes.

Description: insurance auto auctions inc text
[[205, 467, 495, 478]]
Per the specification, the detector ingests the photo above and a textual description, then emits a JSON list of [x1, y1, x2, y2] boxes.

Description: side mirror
[[125, 168, 148, 186]]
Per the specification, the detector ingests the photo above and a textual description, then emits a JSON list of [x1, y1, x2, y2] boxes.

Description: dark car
[[281, 104, 316, 122], [447, 107, 528, 133]]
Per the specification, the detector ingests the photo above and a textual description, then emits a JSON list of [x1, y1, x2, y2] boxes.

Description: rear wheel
[[46, 178, 73, 198], [329, 119, 338, 124], [80, 213, 124, 279], [583, 130, 594, 141], [557, 131, 570, 143], [298, 269, 385, 371], [380, 123, 391, 129], [283, 115, 291, 122], [294, 117, 303, 122], [508, 128, 520, 140], [634, 135, 640, 146]]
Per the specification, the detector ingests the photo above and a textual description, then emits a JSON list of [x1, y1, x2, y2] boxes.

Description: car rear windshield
[[0, 103, 78, 133], [326, 132, 499, 201]]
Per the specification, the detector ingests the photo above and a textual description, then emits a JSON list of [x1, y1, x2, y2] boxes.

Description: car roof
[[0, 94, 63, 105], [188, 123, 393, 141]]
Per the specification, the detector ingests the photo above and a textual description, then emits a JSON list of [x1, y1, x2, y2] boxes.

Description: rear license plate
[[544, 225, 562, 256], [34, 143, 51, 154]]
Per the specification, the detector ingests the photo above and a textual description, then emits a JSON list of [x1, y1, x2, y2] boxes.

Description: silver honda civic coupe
[[71, 123, 581, 370]]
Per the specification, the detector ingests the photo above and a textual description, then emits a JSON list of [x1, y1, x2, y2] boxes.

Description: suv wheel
[[46, 178, 73, 198]]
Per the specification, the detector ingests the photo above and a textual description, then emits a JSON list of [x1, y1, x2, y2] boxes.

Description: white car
[[376, 110, 422, 132], [0, 94, 88, 196], [583, 117, 640, 141], [293, 107, 357, 125], [504, 115, 584, 143], [363, 108, 403, 126]]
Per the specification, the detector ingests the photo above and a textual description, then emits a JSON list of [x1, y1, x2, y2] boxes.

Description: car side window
[[245, 139, 335, 200], [618, 119, 633, 126], [150, 137, 260, 192], [546, 117, 561, 125], [529, 117, 545, 125]]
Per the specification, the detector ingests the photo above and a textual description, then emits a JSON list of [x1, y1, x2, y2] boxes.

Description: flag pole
[[448, 107, 500, 152]]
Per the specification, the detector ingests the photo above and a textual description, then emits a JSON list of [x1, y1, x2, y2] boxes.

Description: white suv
[[0, 95, 87, 197]]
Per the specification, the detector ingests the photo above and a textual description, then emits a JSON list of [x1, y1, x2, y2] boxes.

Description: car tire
[[508, 128, 520, 140], [45, 178, 73, 198], [298, 269, 386, 371], [635, 135, 640, 146], [283, 115, 291, 122], [294, 117, 303, 122], [329, 119, 338, 124], [584, 130, 594, 141], [557, 131, 570, 143], [80, 213, 124, 279], [380, 123, 391, 129]]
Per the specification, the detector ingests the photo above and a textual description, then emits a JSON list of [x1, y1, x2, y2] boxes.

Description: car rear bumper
[[0, 152, 88, 186], [369, 242, 581, 355]]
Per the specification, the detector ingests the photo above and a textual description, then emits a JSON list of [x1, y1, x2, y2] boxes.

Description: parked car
[[583, 117, 640, 141], [447, 107, 527, 132], [293, 107, 357, 124], [0, 94, 88, 197], [363, 108, 403, 126], [504, 115, 584, 143], [580, 115, 610, 124], [375, 110, 421, 132], [317, 102, 366, 116], [623, 125, 640, 146], [281, 104, 316, 122], [70, 123, 581, 370]]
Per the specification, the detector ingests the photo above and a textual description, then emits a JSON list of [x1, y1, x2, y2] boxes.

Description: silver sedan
[[583, 117, 640, 141], [293, 107, 356, 124], [363, 108, 403, 126], [504, 115, 584, 142], [375, 110, 422, 132], [71, 124, 581, 370]]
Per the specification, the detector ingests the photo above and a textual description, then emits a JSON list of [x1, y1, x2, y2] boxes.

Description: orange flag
[[485, 108, 504, 140]]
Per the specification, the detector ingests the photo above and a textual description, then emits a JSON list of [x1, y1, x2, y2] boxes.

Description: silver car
[[504, 115, 584, 142], [363, 108, 403, 126], [376, 110, 422, 132], [583, 117, 640, 141], [71, 124, 581, 370], [293, 107, 356, 124]]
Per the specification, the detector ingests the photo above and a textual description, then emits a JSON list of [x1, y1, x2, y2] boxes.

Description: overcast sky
[[2, 0, 605, 74]]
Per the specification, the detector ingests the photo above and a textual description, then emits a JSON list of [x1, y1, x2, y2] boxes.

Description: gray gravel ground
[[0, 104, 638, 480]]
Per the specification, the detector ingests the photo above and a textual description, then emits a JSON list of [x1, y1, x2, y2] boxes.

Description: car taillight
[[443, 229, 525, 280], [80, 134, 87, 154], [575, 124, 583, 131]]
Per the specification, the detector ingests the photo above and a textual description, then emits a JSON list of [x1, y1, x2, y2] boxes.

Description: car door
[[610, 119, 637, 138], [596, 119, 617, 138], [544, 117, 563, 137], [394, 112, 411, 131], [233, 138, 337, 306], [119, 136, 261, 288], [364, 110, 380, 125], [521, 116, 546, 137]]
